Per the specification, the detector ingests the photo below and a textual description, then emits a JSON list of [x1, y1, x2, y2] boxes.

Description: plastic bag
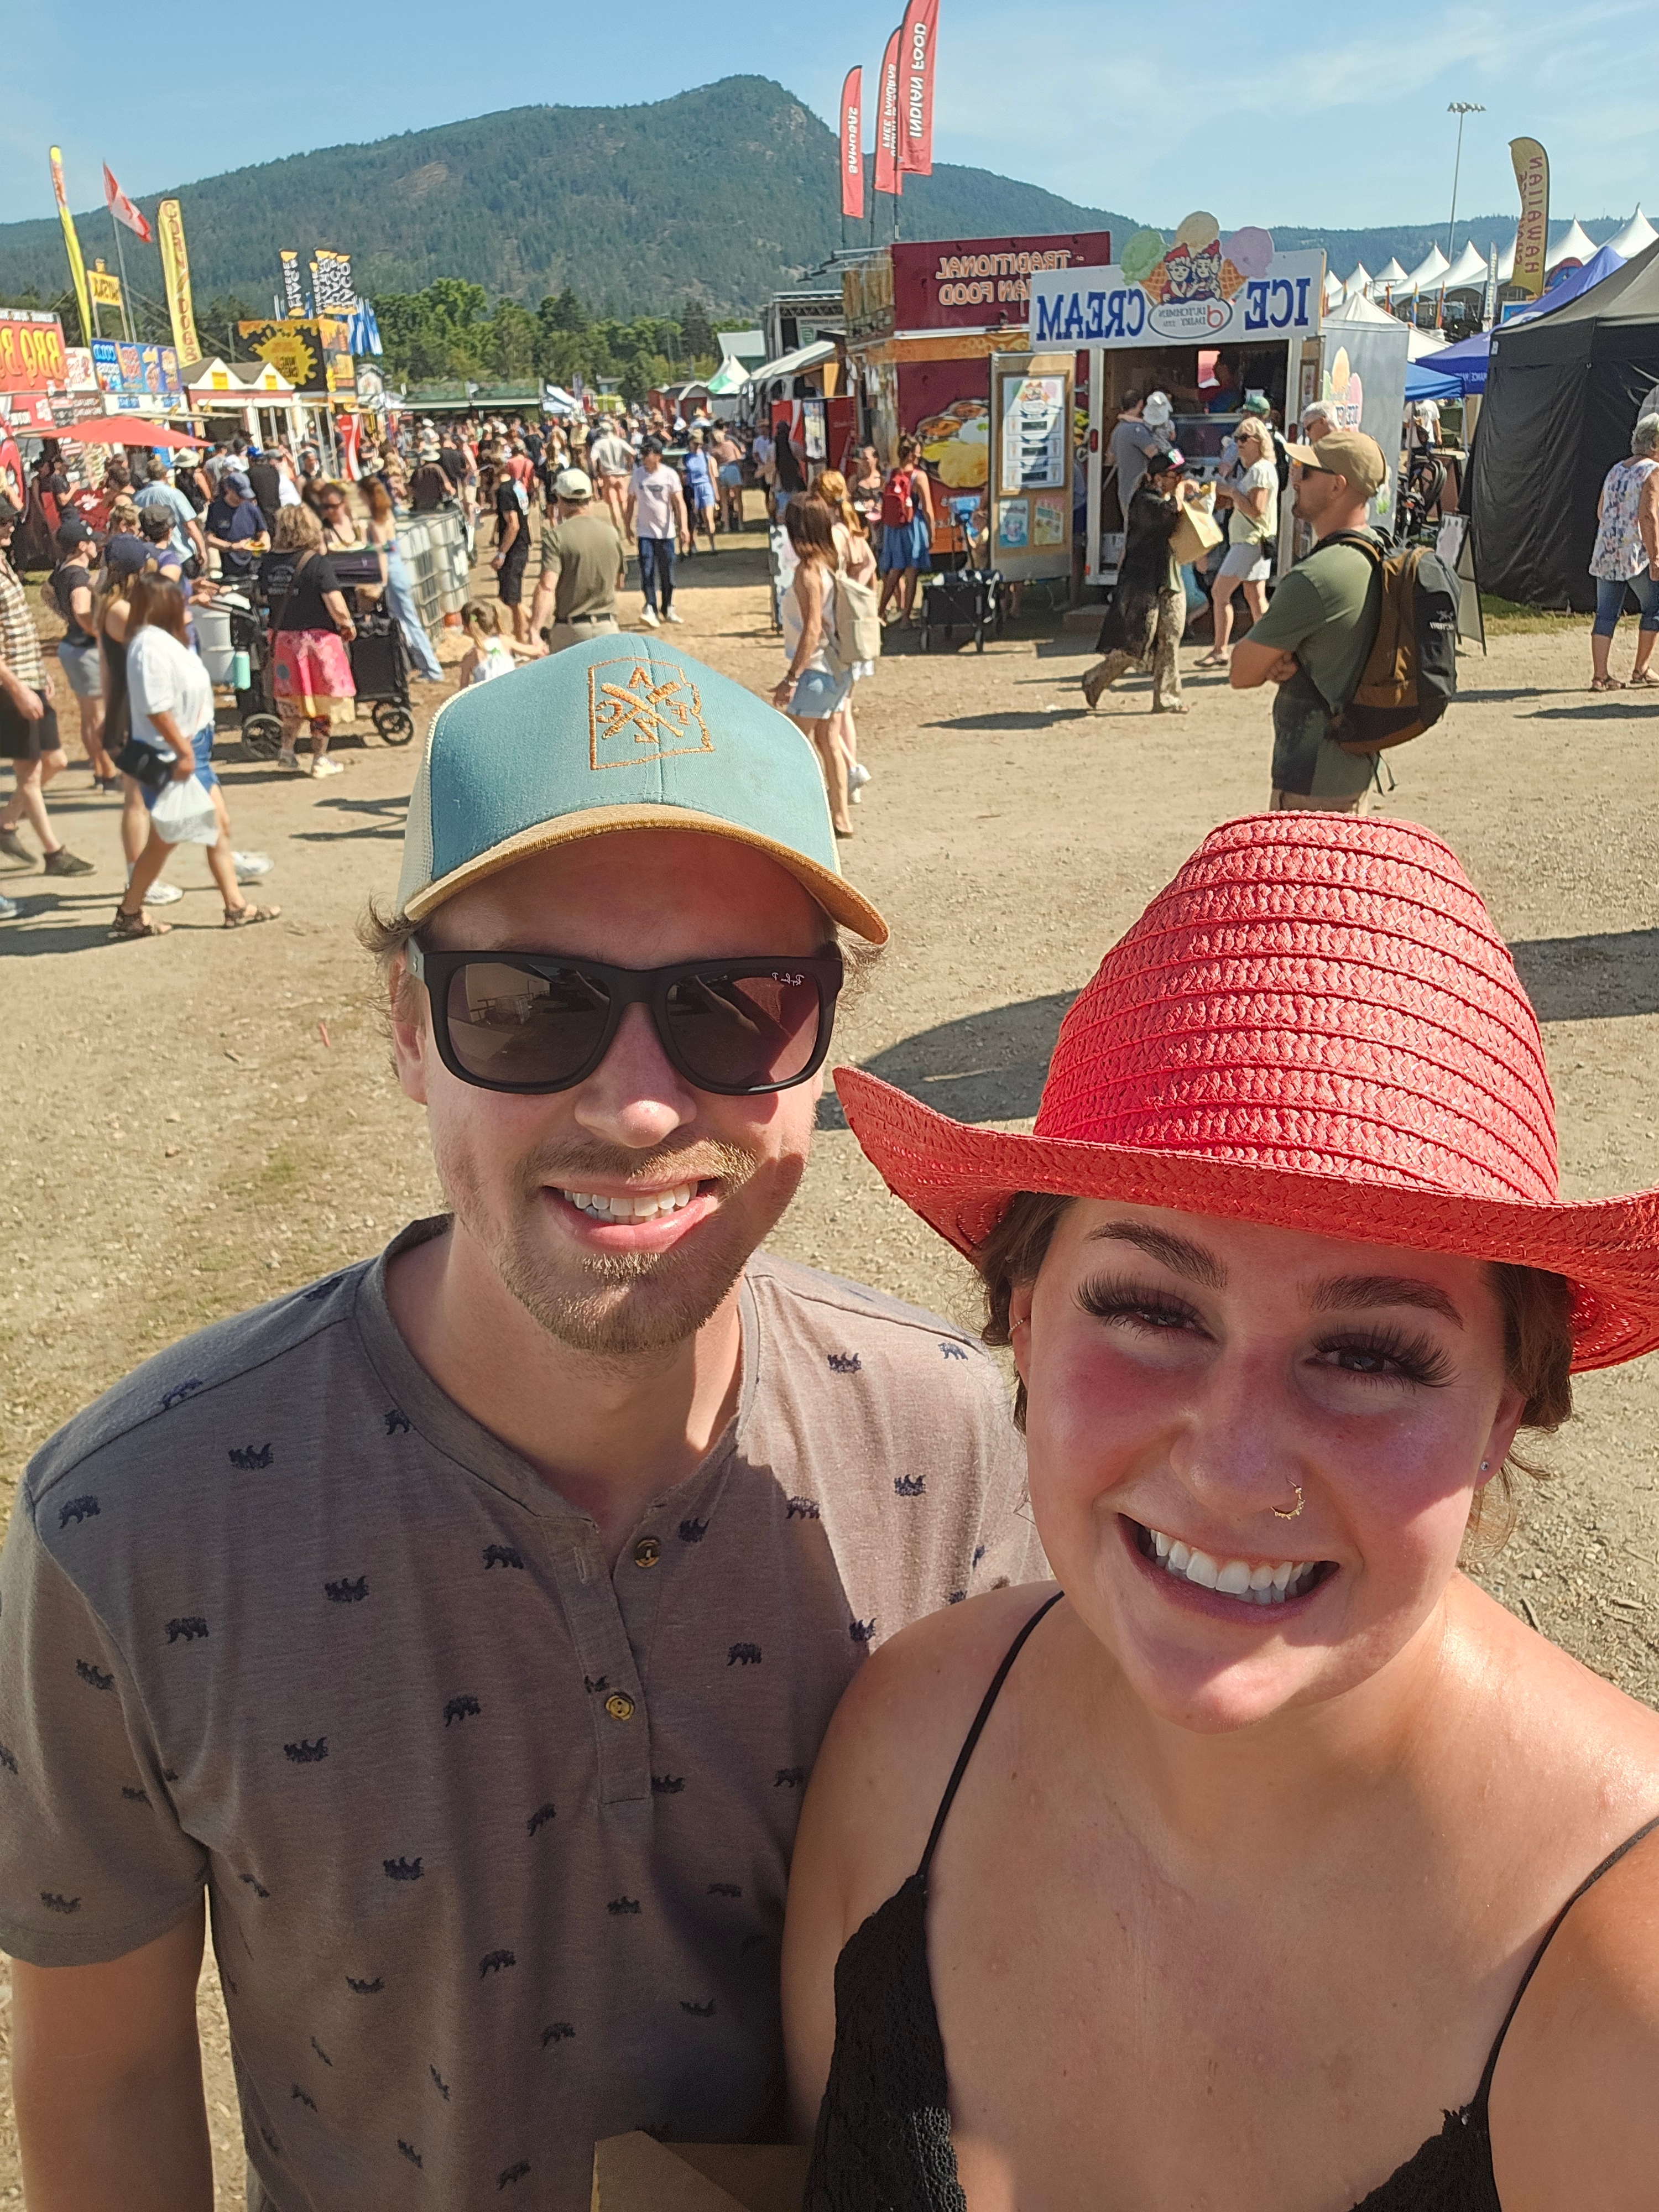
[[149, 772, 218, 847]]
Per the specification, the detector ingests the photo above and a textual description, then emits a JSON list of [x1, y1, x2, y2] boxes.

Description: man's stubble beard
[[441, 1132, 806, 1358]]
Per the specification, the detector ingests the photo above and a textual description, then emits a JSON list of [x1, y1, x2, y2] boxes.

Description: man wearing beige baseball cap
[[529, 466, 627, 653], [1229, 428, 1389, 812]]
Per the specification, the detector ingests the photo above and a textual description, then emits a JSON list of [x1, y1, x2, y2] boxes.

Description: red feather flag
[[899, 0, 940, 176], [874, 27, 904, 196], [840, 68, 864, 220]]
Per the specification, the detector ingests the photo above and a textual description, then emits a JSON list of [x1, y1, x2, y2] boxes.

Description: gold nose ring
[[1272, 1484, 1306, 1521]]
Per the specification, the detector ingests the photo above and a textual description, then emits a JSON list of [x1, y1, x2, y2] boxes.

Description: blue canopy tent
[[1415, 241, 1628, 397], [1405, 361, 1462, 402]]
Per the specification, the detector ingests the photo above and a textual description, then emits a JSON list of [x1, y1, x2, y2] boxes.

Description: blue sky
[[2, 0, 1650, 233]]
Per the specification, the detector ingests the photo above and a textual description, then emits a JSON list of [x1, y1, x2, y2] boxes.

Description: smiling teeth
[[563, 1182, 696, 1221], [1147, 1525, 1320, 1604]]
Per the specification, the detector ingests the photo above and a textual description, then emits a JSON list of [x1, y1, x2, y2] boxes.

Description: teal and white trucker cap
[[395, 635, 886, 942]]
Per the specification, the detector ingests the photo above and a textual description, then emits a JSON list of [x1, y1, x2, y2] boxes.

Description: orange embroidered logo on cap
[[588, 659, 714, 769]]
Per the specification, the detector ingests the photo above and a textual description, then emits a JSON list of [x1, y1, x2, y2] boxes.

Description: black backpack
[[1319, 530, 1459, 754]]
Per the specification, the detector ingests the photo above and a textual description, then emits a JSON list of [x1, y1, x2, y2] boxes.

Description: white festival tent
[[1419, 241, 1490, 297], [1326, 286, 1444, 361], [1495, 237, 1515, 284], [1375, 258, 1408, 289], [1545, 218, 1598, 273], [1606, 207, 1658, 260], [1323, 270, 1345, 309], [1343, 263, 1373, 298], [1400, 244, 1449, 297]]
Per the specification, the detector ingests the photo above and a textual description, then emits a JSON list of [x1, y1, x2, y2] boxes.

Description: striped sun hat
[[836, 812, 1659, 1371]]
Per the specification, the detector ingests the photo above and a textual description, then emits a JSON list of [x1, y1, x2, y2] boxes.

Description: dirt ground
[[2, 514, 1657, 2203]]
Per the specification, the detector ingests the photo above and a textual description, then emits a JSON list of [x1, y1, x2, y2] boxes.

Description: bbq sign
[[0, 311, 69, 396]]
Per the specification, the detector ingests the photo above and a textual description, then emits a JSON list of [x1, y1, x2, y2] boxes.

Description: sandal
[[1590, 675, 1624, 692], [223, 903, 282, 928], [112, 905, 171, 938], [1194, 650, 1229, 667], [1628, 669, 1659, 686]]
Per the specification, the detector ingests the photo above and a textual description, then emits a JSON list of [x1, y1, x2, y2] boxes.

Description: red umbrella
[[57, 415, 201, 449]]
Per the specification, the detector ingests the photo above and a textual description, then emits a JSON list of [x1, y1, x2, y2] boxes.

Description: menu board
[[988, 353, 1074, 581], [999, 374, 1067, 492]]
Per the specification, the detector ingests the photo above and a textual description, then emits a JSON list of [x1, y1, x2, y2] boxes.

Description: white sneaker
[[640, 606, 661, 628], [310, 757, 344, 779], [664, 608, 684, 624], [278, 748, 300, 772], [145, 879, 184, 905], [849, 763, 872, 790], [233, 852, 273, 881]]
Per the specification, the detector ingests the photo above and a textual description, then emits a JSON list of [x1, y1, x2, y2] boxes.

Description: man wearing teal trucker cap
[[2, 637, 1040, 2210]]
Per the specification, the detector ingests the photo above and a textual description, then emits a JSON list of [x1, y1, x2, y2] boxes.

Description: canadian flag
[[102, 164, 153, 244]]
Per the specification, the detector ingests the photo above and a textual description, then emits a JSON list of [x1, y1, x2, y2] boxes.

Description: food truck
[[841, 230, 1112, 580], [1031, 215, 1407, 583]]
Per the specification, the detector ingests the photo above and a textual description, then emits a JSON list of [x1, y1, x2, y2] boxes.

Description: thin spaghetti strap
[[1473, 1811, 1659, 2108], [916, 1592, 1065, 1884]]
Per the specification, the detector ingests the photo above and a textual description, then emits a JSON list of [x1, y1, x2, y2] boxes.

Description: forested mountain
[[0, 78, 1130, 322]]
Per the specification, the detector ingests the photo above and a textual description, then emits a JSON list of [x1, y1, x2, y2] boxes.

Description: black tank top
[[804, 1594, 1659, 2212]]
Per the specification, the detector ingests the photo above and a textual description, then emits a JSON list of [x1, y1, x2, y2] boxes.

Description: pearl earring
[[1480, 1459, 1490, 1472]]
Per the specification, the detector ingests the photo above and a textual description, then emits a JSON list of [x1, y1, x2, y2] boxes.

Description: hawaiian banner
[[280, 251, 306, 317], [899, 0, 939, 177], [156, 199, 201, 365], [874, 26, 904, 196], [1510, 138, 1549, 301], [840, 67, 864, 220], [49, 148, 92, 347]]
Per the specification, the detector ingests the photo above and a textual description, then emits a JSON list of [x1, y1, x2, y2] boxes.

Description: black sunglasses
[[405, 939, 843, 1097]]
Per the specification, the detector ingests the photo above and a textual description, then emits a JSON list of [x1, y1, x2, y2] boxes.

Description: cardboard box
[[592, 2134, 809, 2212]]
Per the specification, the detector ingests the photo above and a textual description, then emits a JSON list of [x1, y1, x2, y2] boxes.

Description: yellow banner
[[1510, 137, 1550, 301], [88, 268, 123, 309], [49, 146, 93, 346], [156, 199, 201, 364]]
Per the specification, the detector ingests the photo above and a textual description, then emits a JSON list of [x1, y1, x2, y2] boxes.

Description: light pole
[[1446, 101, 1485, 259]]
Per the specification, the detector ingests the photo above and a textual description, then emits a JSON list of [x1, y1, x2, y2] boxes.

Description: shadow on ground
[[1511, 931, 1659, 1021], [820, 990, 1078, 1129]]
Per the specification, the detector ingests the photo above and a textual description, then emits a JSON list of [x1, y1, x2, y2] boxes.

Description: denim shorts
[[57, 638, 103, 697], [139, 725, 218, 811], [787, 667, 852, 719]]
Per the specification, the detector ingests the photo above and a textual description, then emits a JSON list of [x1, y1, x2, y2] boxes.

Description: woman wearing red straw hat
[[784, 811, 1659, 2211]]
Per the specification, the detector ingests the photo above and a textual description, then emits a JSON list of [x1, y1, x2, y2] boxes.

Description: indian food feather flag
[[898, 0, 939, 176], [874, 25, 904, 196], [49, 148, 93, 347], [840, 67, 864, 220], [1510, 138, 1549, 301]]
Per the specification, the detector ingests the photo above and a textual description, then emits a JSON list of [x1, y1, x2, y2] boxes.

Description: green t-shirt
[[1248, 535, 1381, 711], [1248, 534, 1383, 800]]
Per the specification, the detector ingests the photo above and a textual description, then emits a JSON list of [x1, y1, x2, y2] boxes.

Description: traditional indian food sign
[[1029, 216, 1322, 348]]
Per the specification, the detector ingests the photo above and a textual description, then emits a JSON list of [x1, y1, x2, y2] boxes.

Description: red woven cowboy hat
[[836, 813, 1659, 1372]]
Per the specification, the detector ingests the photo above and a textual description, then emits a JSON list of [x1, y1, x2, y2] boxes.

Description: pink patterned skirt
[[272, 627, 356, 722]]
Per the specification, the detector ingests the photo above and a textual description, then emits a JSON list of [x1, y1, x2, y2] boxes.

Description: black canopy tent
[[1471, 237, 1659, 611]]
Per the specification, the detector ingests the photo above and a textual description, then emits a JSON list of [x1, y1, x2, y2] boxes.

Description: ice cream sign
[[1030, 216, 1324, 349]]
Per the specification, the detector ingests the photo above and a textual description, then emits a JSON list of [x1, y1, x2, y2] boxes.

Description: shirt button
[[604, 1692, 636, 1723], [632, 1536, 661, 1569]]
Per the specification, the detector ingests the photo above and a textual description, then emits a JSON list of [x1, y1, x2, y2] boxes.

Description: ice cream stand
[[1032, 216, 1332, 586]]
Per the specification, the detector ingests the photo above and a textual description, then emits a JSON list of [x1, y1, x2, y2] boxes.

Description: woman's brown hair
[[784, 494, 839, 568], [362, 477, 394, 524], [975, 1191, 1574, 1540], [126, 573, 189, 645]]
